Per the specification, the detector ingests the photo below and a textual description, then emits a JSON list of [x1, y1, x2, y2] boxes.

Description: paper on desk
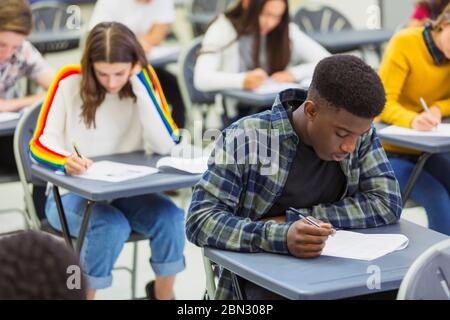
[[156, 156, 208, 174], [379, 124, 450, 137], [78, 161, 158, 182], [253, 79, 301, 94], [322, 230, 409, 261], [0, 112, 20, 123], [148, 45, 181, 61]]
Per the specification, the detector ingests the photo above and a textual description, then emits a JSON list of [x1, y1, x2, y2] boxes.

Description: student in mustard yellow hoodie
[[378, 4, 450, 235]]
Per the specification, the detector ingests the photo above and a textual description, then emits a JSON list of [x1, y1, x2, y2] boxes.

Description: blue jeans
[[45, 192, 186, 289], [388, 152, 450, 235]]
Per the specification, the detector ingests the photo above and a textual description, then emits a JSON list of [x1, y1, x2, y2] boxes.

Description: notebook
[[156, 156, 208, 174], [379, 124, 450, 137], [0, 112, 20, 123], [322, 230, 409, 261], [148, 45, 181, 61], [77, 161, 158, 182], [253, 79, 301, 94]]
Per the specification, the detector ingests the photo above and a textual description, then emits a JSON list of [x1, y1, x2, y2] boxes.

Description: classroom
[[0, 0, 449, 302]]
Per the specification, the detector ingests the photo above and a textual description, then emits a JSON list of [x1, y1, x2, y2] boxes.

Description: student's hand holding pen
[[286, 217, 334, 259], [412, 98, 442, 131], [411, 108, 441, 131], [64, 144, 93, 176], [243, 68, 268, 90], [270, 70, 295, 83]]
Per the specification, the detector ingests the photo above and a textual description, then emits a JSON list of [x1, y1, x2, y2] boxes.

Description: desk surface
[[0, 119, 19, 137], [221, 84, 309, 108], [149, 51, 180, 68], [309, 29, 394, 54], [204, 220, 448, 299], [221, 89, 278, 107], [32, 151, 201, 201], [376, 122, 450, 154]]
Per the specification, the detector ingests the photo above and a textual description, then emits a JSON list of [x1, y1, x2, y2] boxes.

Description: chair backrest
[[191, 0, 220, 15], [293, 5, 353, 33], [189, 0, 235, 35], [13, 102, 45, 229], [30, 1, 82, 54], [177, 37, 216, 110], [31, 1, 78, 32], [397, 239, 450, 300]]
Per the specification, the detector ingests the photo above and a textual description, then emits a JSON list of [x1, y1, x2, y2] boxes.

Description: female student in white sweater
[[30, 22, 184, 300], [194, 0, 330, 95]]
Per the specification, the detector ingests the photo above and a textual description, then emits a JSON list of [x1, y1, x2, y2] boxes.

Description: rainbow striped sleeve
[[137, 65, 180, 143], [29, 65, 81, 172]]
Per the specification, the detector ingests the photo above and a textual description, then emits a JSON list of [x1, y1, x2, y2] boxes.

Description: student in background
[[30, 22, 185, 300], [0, 0, 54, 112], [0, 231, 86, 300], [89, 0, 186, 128], [187, 55, 402, 299], [408, 0, 450, 27], [194, 0, 330, 118], [0, 0, 54, 172], [378, 4, 450, 235]]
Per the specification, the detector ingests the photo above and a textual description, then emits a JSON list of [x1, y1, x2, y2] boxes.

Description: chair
[[188, 0, 235, 36], [13, 102, 149, 299], [177, 37, 217, 130], [292, 4, 373, 59], [203, 248, 218, 299], [29, 1, 82, 54], [397, 238, 450, 300], [292, 4, 353, 34]]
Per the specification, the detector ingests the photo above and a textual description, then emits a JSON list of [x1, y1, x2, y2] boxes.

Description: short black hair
[[0, 231, 87, 300], [308, 55, 386, 118]]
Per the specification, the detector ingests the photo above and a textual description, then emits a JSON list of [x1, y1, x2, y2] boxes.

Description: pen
[[420, 97, 438, 130], [289, 207, 324, 228], [72, 142, 83, 159], [419, 97, 431, 114]]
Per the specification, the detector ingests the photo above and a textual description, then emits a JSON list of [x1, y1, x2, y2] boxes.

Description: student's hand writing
[[411, 108, 441, 131], [270, 70, 295, 83], [64, 154, 93, 176], [243, 68, 268, 90], [287, 219, 334, 258], [0, 99, 13, 112], [429, 105, 442, 122], [138, 36, 152, 55]]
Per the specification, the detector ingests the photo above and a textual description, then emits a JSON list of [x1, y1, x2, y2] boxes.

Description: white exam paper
[[379, 124, 450, 137], [322, 230, 409, 261], [78, 161, 158, 182]]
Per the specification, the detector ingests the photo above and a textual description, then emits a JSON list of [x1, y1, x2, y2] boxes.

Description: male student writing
[[186, 55, 402, 300]]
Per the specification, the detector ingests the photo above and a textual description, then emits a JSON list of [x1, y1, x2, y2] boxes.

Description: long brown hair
[[206, 0, 291, 74], [80, 22, 149, 128], [418, 0, 450, 18], [0, 0, 32, 35], [432, 2, 450, 30]]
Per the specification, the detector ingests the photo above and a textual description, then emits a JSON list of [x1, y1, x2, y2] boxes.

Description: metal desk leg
[[402, 153, 432, 204], [51, 185, 94, 254], [230, 272, 247, 300], [52, 186, 73, 249], [221, 97, 231, 127], [76, 201, 94, 254]]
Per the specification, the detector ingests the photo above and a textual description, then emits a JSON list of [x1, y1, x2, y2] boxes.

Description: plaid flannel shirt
[[186, 89, 402, 300]]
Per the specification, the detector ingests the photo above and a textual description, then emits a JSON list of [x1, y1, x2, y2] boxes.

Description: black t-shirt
[[265, 108, 346, 217]]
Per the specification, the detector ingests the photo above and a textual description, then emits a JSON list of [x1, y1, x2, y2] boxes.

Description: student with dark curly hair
[[0, 231, 86, 300], [186, 55, 402, 300]]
